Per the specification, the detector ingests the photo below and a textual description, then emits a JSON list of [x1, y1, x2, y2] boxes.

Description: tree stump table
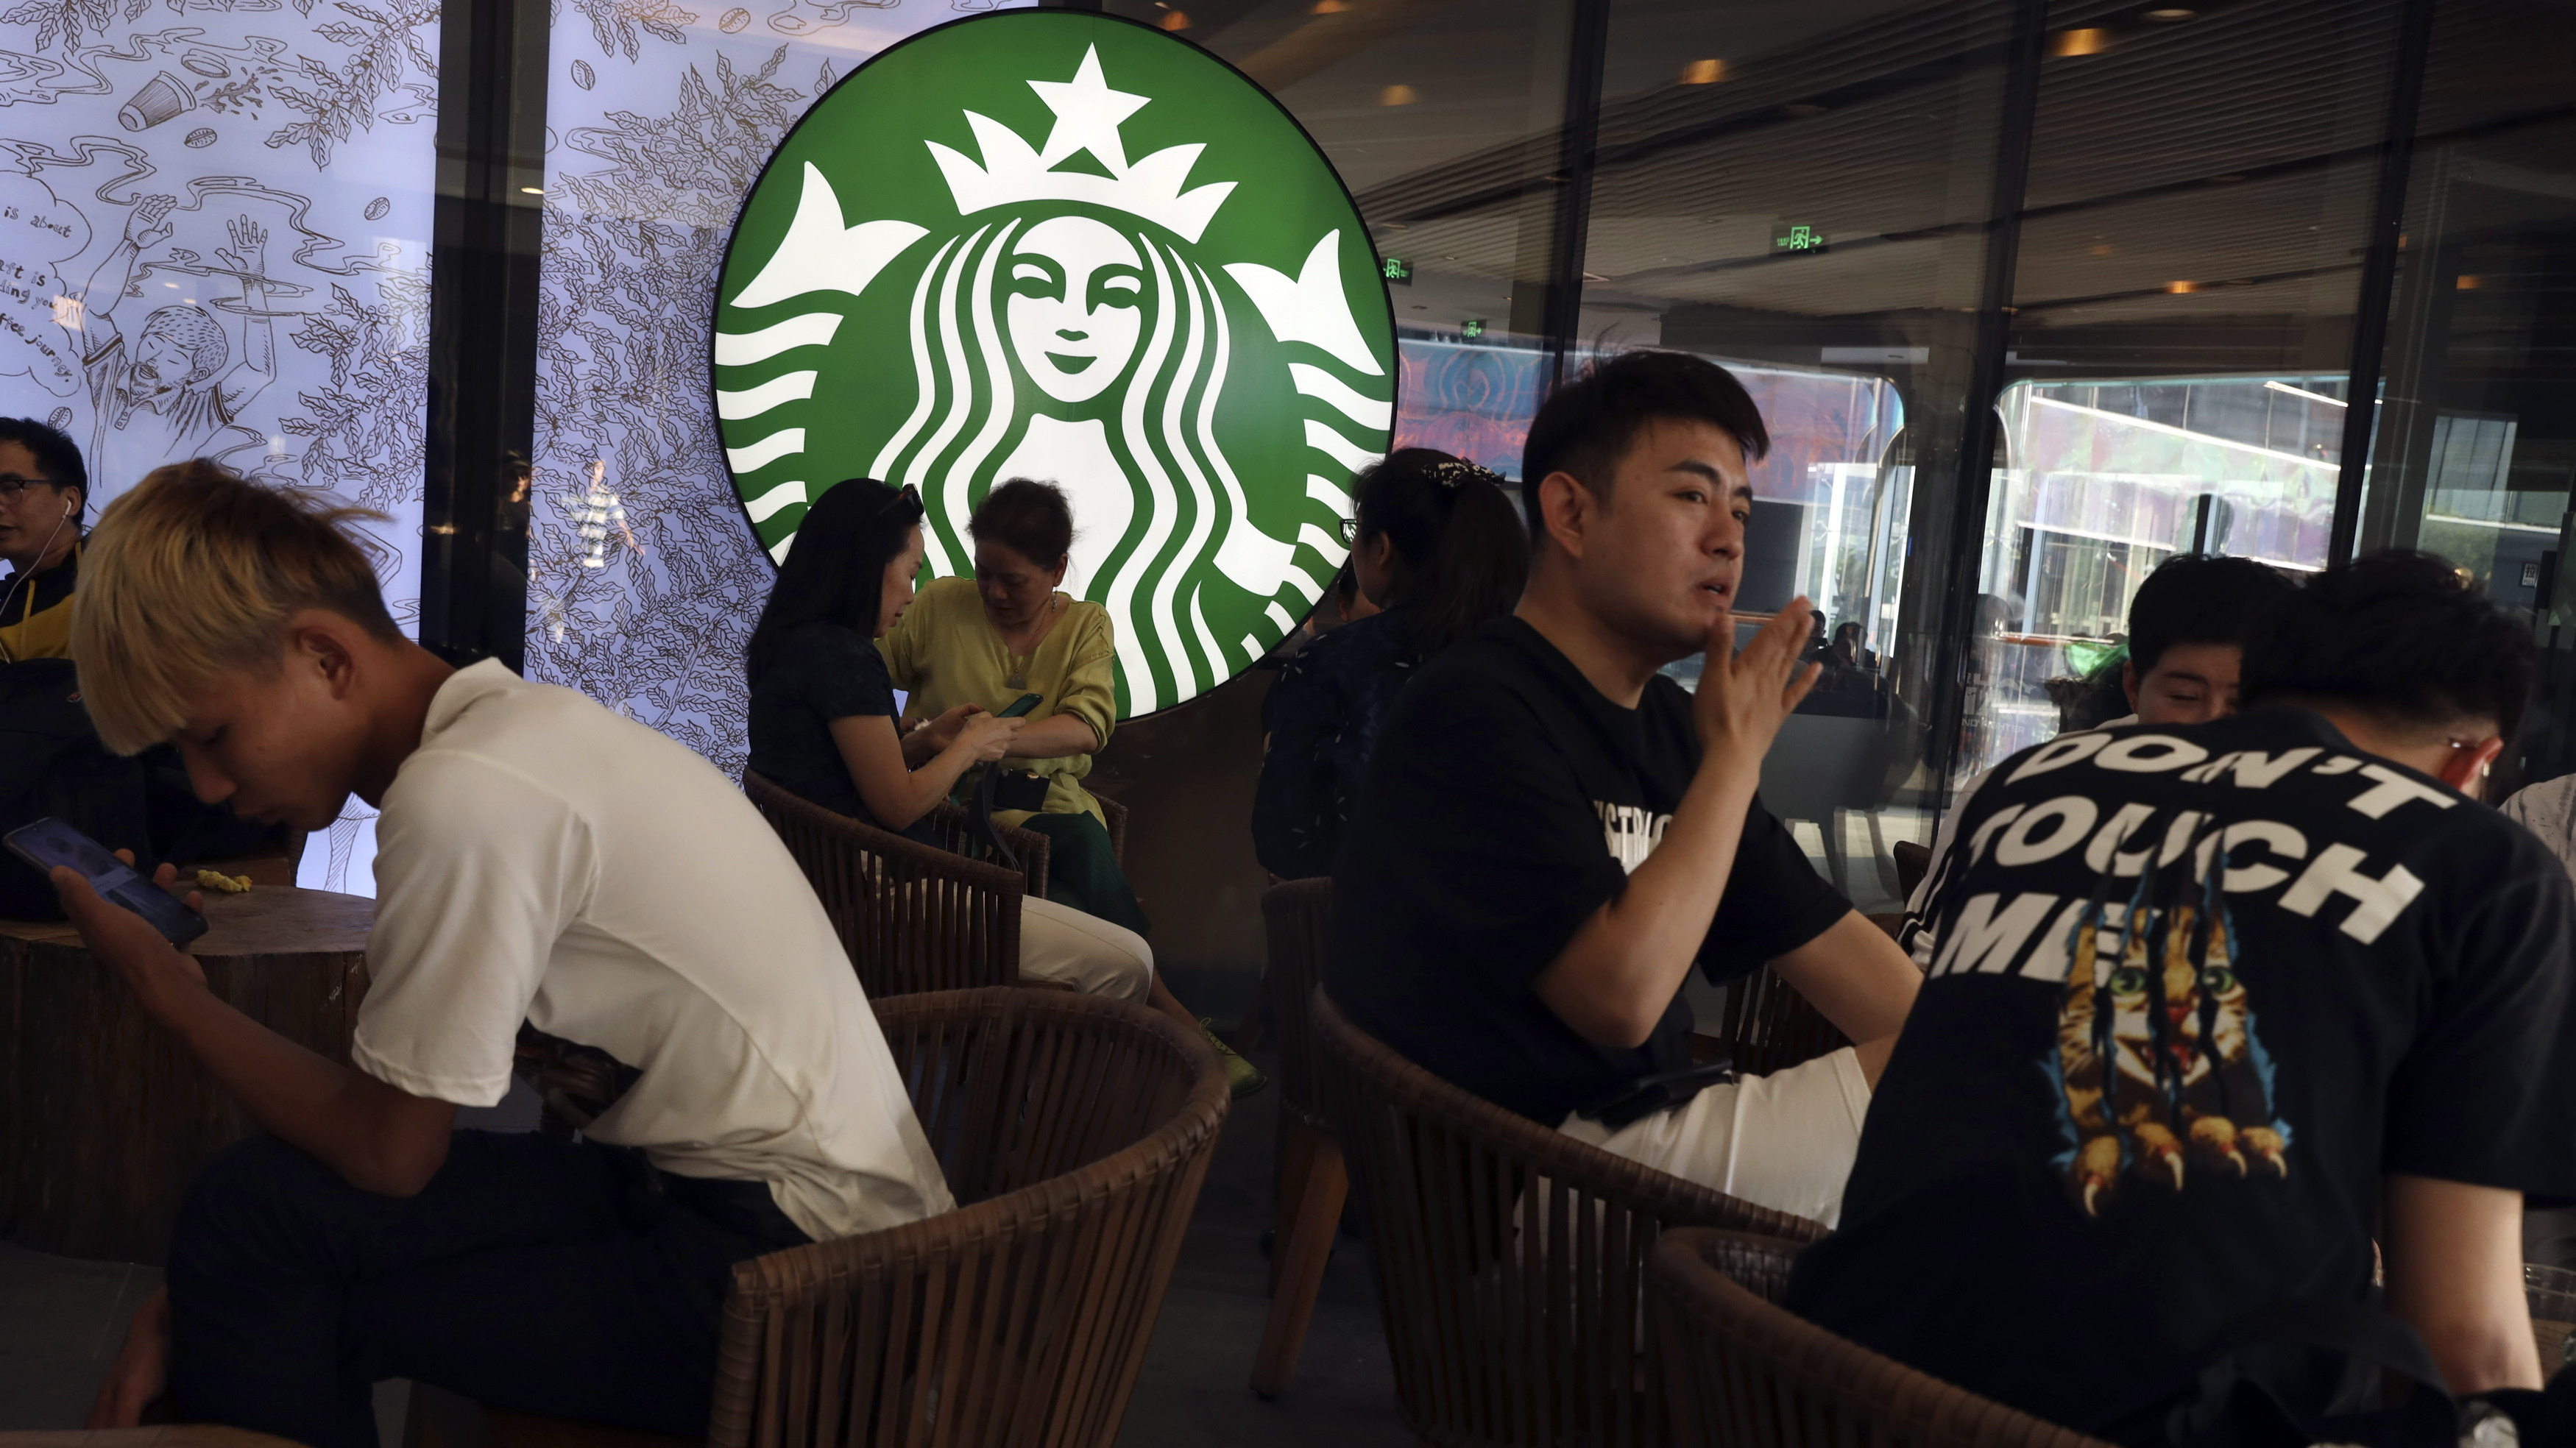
[[0, 886, 372, 1264]]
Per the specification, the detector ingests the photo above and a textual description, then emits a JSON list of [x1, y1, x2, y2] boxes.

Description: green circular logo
[[714, 10, 1397, 717]]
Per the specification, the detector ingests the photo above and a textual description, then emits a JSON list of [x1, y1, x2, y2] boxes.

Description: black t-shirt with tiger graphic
[[1786, 707, 2576, 1442]]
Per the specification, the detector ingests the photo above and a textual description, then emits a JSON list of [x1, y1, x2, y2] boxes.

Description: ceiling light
[[2090, 244, 2115, 256], [1379, 83, 1418, 106], [1682, 58, 1724, 85], [2048, 28, 2112, 57], [521, 186, 545, 195], [1159, 9, 1189, 29], [2458, 274, 2489, 290], [2142, 7, 2195, 18], [1312, 0, 1348, 11], [2166, 280, 2196, 294]]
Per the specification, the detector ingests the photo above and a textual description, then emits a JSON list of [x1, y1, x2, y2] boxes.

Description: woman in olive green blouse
[[881, 479, 1264, 1095]]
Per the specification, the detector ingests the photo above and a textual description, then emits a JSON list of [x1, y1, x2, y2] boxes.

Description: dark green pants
[[1021, 810, 1150, 937]]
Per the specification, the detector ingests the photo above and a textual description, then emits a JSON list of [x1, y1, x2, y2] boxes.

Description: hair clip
[[1425, 458, 1504, 491]]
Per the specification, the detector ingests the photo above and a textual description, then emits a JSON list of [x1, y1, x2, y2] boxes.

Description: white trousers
[[1017, 894, 1154, 1003], [1559, 1046, 1871, 1229]]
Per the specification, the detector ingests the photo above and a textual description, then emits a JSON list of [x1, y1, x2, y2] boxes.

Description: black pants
[[166, 1131, 810, 1448]]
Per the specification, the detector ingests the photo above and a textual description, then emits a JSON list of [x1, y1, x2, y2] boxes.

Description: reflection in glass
[[2357, 0, 2576, 789], [1574, 0, 2015, 908], [1955, 0, 2406, 795]]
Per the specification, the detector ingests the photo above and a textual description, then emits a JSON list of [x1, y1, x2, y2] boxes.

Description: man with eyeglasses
[[0, 416, 90, 662]]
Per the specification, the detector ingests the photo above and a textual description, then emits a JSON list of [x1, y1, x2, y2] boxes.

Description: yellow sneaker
[[1201, 1018, 1270, 1099]]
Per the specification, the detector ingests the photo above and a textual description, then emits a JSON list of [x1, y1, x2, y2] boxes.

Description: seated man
[[1326, 350, 1922, 1228], [73, 462, 952, 1447], [0, 415, 88, 661], [1901, 553, 2296, 965], [1788, 553, 2576, 1441]]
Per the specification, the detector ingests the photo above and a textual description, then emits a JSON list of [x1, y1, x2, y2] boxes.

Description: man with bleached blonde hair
[[63, 460, 952, 1447]]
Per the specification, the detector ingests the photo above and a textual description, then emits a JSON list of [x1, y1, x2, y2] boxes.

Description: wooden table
[[0, 886, 372, 1263]]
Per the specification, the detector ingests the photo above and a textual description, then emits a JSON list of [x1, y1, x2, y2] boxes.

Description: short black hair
[[2126, 554, 2298, 675], [969, 478, 1073, 565], [0, 416, 87, 518], [2240, 550, 2533, 742], [1520, 350, 1769, 542]]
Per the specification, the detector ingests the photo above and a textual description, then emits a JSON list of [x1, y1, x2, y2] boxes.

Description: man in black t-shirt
[[1787, 553, 2576, 1441], [1328, 351, 1923, 1227]]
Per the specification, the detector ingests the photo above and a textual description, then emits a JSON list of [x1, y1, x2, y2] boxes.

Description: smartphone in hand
[[998, 692, 1044, 718], [4, 817, 210, 946]]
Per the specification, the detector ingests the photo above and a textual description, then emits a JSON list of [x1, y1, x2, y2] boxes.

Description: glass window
[[1956, 0, 2408, 789], [1112, 0, 1582, 479], [2355, 0, 2576, 789], [0, 0, 439, 892], [1582, 0, 2017, 909], [528, 7, 991, 761]]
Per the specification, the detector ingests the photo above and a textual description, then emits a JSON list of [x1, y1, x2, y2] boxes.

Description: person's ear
[[286, 614, 361, 701], [1538, 471, 1592, 559], [2438, 736, 2504, 798], [2122, 661, 2140, 711], [1050, 553, 1069, 589]]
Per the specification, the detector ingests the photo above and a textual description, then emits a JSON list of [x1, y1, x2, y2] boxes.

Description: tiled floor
[[0, 1034, 1413, 1447]]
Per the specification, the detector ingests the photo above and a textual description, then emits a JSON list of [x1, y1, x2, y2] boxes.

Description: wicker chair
[[1249, 877, 1337, 1397], [1702, 966, 1851, 1079], [1891, 840, 1931, 901], [484, 987, 1228, 1448], [1648, 1228, 2115, 1448], [1312, 988, 1827, 1448], [743, 770, 1053, 995]]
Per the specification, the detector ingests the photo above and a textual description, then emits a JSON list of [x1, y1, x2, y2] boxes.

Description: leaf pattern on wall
[[0, 0, 436, 891]]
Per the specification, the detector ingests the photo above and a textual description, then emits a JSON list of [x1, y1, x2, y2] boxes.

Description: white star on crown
[[927, 46, 1237, 244]]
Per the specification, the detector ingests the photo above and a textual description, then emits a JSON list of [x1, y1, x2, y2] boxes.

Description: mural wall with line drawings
[[0, 0, 438, 892], [530, 0, 1024, 771]]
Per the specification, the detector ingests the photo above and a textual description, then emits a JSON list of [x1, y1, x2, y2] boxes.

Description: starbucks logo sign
[[714, 11, 1396, 717]]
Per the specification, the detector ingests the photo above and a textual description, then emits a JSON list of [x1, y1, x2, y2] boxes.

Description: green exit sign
[[1772, 224, 1829, 255], [1461, 317, 1487, 339], [1381, 256, 1413, 285]]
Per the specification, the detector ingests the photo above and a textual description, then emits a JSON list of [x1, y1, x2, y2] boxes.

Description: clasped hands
[[905, 702, 1024, 764]]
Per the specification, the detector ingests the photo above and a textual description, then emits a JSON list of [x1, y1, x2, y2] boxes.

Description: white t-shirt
[[2500, 773, 2576, 894], [351, 661, 955, 1241]]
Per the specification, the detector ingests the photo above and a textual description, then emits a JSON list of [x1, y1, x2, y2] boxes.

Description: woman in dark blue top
[[745, 478, 1022, 840], [1254, 450, 1528, 879]]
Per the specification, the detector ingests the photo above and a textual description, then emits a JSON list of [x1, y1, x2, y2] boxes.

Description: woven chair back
[[1260, 878, 1333, 1132], [1705, 967, 1849, 1079], [1647, 1229, 2115, 1448], [1311, 988, 1825, 1448], [706, 988, 1227, 1448], [926, 799, 1051, 901], [744, 770, 1024, 997]]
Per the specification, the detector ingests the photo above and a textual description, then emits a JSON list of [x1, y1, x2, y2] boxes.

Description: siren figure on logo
[[715, 38, 1395, 715]]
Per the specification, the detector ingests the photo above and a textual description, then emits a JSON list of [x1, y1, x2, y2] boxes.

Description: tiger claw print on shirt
[[2054, 869, 2289, 1219], [1786, 707, 2576, 1444]]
